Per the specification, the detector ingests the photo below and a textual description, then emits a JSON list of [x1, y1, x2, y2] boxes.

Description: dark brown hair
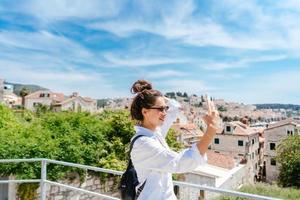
[[130, 80, 163, 121]]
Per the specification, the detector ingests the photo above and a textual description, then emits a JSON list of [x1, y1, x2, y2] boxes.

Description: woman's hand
[[202, 96, 221, 131]]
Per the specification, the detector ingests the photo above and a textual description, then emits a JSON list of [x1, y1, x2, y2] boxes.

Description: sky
[[0, 0, 300, 104]]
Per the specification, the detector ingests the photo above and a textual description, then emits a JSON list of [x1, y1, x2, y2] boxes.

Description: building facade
[[210, 121, 260, 183], [264, 118, 300, 183], [24, 90, 64, 111]]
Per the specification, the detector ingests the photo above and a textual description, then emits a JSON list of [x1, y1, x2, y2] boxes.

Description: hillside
[[5, 82, 48, 96], [255, 104, 300, 111]]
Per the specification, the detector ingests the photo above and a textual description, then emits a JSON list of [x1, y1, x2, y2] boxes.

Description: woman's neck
[[141, 121, 156, 132]]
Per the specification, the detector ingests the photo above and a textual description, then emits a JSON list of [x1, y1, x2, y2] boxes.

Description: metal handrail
[[0, 158, 281, 200]]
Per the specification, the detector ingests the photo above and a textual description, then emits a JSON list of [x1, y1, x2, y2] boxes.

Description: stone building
[[264, 118, 300, 183], [210, 121, 261, 183]]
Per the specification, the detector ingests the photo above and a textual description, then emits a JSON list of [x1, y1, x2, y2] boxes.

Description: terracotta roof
[[217, 121, 259, 136], [172, 123, 204, 136], [53, 96, 95, 106], [25, 90, 65, 102], [207, 151, 236, 170], [266, 118, 300, 130]]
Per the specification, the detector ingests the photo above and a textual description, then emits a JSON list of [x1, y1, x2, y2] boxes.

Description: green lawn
[[215, 183, 300, 200]]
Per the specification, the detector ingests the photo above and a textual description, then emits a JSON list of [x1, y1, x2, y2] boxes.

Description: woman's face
[[142, 96, 168, 128]]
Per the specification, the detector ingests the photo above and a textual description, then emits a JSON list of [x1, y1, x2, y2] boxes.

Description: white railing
[[0, 158, 281, 200]]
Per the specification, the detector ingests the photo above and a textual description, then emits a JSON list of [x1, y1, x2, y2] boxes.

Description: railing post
[[41, 159, 47, 200]]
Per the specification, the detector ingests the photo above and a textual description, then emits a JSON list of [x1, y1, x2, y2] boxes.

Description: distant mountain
[[5, 82, 48, 96], [255, 104, 300, 111]]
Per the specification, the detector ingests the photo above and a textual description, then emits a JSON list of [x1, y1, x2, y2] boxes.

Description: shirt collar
[[134, 125, 155, 137], [134, 125, 163, 137]]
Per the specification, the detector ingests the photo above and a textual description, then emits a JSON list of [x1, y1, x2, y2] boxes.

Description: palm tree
[[20, 87, 30, 109]]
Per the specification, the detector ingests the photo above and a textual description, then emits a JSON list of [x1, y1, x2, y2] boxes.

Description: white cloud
[[216, 70, 300, 104], [210, 73, 243, 80], [0, 59, 126, 99], [22, 0, 123, 21], [159, 79, 215, 95], [103, 53, 188, 67], [87, 0, 300, 53], [145, 70, 188, 79], [200, 54, 288, 70]]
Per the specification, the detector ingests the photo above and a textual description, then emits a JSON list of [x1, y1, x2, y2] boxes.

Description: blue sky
[[0, 0, 300, 104]]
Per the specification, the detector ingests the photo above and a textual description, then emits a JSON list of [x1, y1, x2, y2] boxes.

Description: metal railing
[[0, 158, 281, 200]]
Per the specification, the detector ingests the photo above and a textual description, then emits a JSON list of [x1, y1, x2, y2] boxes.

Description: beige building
[[52, 92, 97, 113], [264, 118, 300, 183], [210, 121, 260, 183], [1, 83, 22, 108], [24, 90, 65, 111], [25, 91, 97, 113]]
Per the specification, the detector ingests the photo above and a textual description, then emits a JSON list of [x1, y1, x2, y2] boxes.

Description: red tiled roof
[[25, 90, 65, 102], [266, 118, 300, 130], [217, 121, 259, 136], [207, 151, 236, 170], [172, 123, 204, 136]]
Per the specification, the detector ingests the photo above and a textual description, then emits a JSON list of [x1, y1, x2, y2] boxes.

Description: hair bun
[[131, 80, 153, 94]]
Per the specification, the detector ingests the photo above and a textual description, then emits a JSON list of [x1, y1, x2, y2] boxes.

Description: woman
[[130, 80, 220, 200]]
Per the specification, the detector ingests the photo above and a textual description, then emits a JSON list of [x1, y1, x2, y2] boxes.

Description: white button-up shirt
[[131, 99, 207, 200]]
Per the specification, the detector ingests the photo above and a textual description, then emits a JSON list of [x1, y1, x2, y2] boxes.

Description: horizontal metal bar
[[0, 159, 281, 200], [0, 179, 41, 184], [45, 180, 120, 200], [43, 159, 123, 176], [173, 181, 281, 200], [0, 158, 43, 163]]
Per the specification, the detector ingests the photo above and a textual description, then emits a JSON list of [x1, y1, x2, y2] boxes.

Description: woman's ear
[[141, 107, 148, 117]]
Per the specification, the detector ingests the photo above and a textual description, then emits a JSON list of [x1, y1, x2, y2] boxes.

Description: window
[[226, 126, 231, 132], [33, 102, 42, 107], [270, 143, 276, 150], [287, 130, 294, 136], [214, 138, 220, 144], [252, 152, 254, 159], [214, 151, 220, 153], [252, 139, 255, 145], [39, 93, 45, 97], [270, 158, 276, 166], [238, 140, 244, 146]]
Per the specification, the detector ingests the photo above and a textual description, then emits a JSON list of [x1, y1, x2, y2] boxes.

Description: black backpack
[[119, 135, 147, 200]]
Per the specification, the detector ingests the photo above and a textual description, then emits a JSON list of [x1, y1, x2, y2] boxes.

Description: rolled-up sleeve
[[131, 137, 207, 173], [160, 98, 182, 138]]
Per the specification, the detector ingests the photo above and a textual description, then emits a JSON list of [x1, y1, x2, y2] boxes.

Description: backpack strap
[[129, 135, 147, 199], [129, 135, 146, 154]]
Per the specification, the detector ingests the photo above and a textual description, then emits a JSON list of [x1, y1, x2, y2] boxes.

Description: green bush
[[276, 135, 300, 188], [0, 105, 183, 199]]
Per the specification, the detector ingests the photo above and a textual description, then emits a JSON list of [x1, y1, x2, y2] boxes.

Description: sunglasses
[[148, 106, 169, 112]]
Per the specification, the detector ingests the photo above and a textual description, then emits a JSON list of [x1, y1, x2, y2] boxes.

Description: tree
[[20, 87, 30, 109], [165, 92, 175, 99], [276, 135, 300, 188], [176, 92, 182, 97]]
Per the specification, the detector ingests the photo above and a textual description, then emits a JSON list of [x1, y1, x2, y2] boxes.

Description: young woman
[[130, 80, 220, 200]]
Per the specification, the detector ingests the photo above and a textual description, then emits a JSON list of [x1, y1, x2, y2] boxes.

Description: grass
[[214, 183, 300, 200]]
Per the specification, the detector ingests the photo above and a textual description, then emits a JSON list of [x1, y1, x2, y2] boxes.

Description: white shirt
[[131, 99, 207, 200]]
